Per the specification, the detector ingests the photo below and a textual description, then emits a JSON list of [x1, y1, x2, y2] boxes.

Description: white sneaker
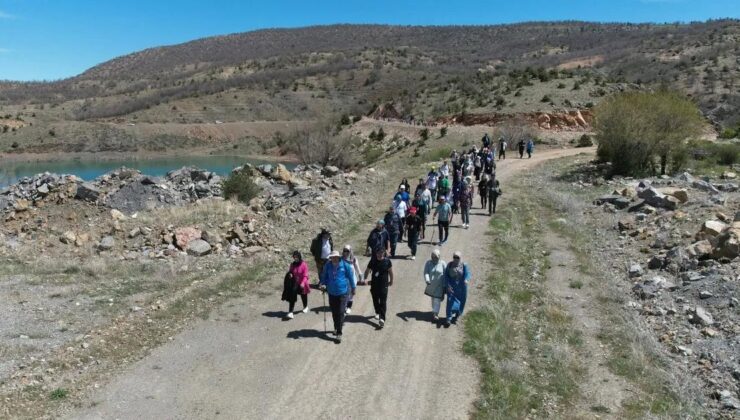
[[345, 307, 352, 315], [374, 314, 380, 320], [286, 312, 294, 319], [302, 307, 309, 314], [411, 256, 416, 260], [379, 318, 385, 327]]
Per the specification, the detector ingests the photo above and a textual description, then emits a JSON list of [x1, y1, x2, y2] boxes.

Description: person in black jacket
[[489, 180, 502, 215], [309, 228, 333, 283], [366, 219, 391, 261], [384, 206, 401, 257]]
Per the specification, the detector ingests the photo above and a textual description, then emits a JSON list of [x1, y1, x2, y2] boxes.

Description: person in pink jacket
[[283, 250, 311, 319]]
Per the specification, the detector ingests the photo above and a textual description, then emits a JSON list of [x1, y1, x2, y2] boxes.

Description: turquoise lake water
[[0, 155, 293, 188]]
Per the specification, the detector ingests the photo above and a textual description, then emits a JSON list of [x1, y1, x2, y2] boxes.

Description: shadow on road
[[286, 329, 336, 342], [345, 314, 379, 329], [396, 311, 435, 323], [262, 311, 290, 321]]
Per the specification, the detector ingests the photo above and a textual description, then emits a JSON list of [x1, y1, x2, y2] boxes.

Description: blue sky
[[0, 0, 738, 81]]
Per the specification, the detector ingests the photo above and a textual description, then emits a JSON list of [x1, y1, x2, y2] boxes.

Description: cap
[[432, 249, 441, 258], [377, 219, 385, 225], [453, 251, 462, 258], [409, 207, 417, 214], [400, 185, 406, 190], [343, 244, 352, 252], [328, 250, 341, 258], [439, 196, 446, 201]]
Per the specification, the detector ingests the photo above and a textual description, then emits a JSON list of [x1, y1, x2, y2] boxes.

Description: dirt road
[[68, 148, 591, 420]]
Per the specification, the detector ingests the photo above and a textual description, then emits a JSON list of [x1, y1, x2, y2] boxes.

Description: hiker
[[405, 206, 423, 260], [484, 148, 495, 176], [411, 193, 427, 239], [438, 174, 451, 203], [366, 219, 391, 259], [426, 167, 438, 205], [459, 183, 473, 229], [319, 250, 356, 343], [363, 247, 394, 328], [414, 177, 426, 198], [309, 228, 333, 284], [526, 139, 534, 159], [478, 174, 489, 209], [282, 251, 310, 319], [433, 196, 453, 246], [439, 160, 450, 178], [394, 185, 410, 206], [384, 205, 401, 257], [498, 138, 507, 160], [482, 133, 491, 149], [423, 249, 447, 323], [518, 139, 526, 159], [394, 195, 408, 241], [420, 189, 432, 237], [342, 244, 363, 314], [443, 251, 471, 327], [489, 179, 502, 215], [398, 178, 411, 194], [473, 153, 482, 181]]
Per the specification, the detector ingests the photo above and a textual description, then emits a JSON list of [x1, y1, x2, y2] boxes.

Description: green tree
[[595, 90, 704, 176]]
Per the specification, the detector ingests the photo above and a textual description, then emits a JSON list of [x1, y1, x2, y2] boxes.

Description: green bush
[[440, 127, 448, 138], [712, 143, 740, 165], [49, 388, 69, 400], [419, 128, 429, 141], [223, 171, 260, 204], [594, 90, 704, 176], [363, 146, 383, 164], [719, 128, 737, 139], [576, 134, 593, 148]]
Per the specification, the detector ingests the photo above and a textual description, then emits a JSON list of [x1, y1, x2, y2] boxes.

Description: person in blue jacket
[[319, 250, 356, 343], [443, 250, 471, 327]]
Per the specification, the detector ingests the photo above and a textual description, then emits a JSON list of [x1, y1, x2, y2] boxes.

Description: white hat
[[328, 250, 341, 258], [453, 251, 462, 258], [432, 249, 441, 258], [343, 244, 352, 252], [400, 185, 406, 190]]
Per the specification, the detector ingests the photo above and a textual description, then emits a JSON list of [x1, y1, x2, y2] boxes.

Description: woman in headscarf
[[423, 249, 447, 323], [342, 244, 363, 314], [443, 250, 471, 327], [282, 250, 310, 319], [319, 250, 356, 343]]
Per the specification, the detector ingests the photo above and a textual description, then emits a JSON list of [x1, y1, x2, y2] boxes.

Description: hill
[[0, 21, 738, 154]]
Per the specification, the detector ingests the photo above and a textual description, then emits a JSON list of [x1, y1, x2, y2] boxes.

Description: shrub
[[440, 127, 448, 138], [576, 134, 593, 148], [49, 388, 69, 400], [286, 126, 361, 169], [222, 171, 260, 204], [339, 114, 351, 126], [541, 95, 551, 103], [376, 127, 386, 141], [594, 90, 704, 176], [712, 143, 740, 165], [420, 128, 430, 141], [719, 128, 737, 139]]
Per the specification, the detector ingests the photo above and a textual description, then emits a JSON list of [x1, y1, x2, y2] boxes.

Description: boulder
[[272, 164, 293, 183], [618, 218, 635, 232], [687, 240, 713, 259], [700, 220, 728, 237], [257, 164, 274, 176], [628, 263, 643, 278], [648, 256, 664, 269], [98, 236, 115, 251], [712, 227, 740, 260], [620, 187, 637, 198], [201, 230, 222, 245], [110, 209, 127, 220], [637, 187, 678, 210], [692, 179, 720, 194], [75, 183, 101, 202], [175, 227, 202, 250], [322, 166, 341, 177], [690, 306, 714, 326], [722, 171, 737, 180], [677, 172, 695, 183], [595, 195, 631, 209], [59, 231, 77, 244], [186, 239, 212, 256], [13, 199, 30, 212], [36, 184, 50, 196], [658, 187, 689, 203]]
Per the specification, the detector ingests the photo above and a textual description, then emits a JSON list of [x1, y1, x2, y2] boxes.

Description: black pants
[[480, 193, 487, 208], [390, 231, 399, 257], [489, 195, 498, 215], [438, 221, 450, 243], [329, 294, 348, 335], [499, 150, 505, 160], [398, 217, 406, 240], [519, 148, 525, 158], [408, 231, 418, 256], [371, 287, 388, 321], [288, 294, 308, 312]]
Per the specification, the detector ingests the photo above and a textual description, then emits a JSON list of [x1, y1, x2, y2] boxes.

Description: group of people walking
[[280, 132, 513, 343]]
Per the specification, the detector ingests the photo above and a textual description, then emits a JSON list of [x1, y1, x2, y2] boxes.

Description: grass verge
[[463, 191, 584, 418]]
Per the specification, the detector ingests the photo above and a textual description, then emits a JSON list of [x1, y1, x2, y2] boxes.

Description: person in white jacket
[[423, 249, 447, 322]]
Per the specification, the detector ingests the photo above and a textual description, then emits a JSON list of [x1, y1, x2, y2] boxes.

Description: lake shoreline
[[0, 148, 300, 165]]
